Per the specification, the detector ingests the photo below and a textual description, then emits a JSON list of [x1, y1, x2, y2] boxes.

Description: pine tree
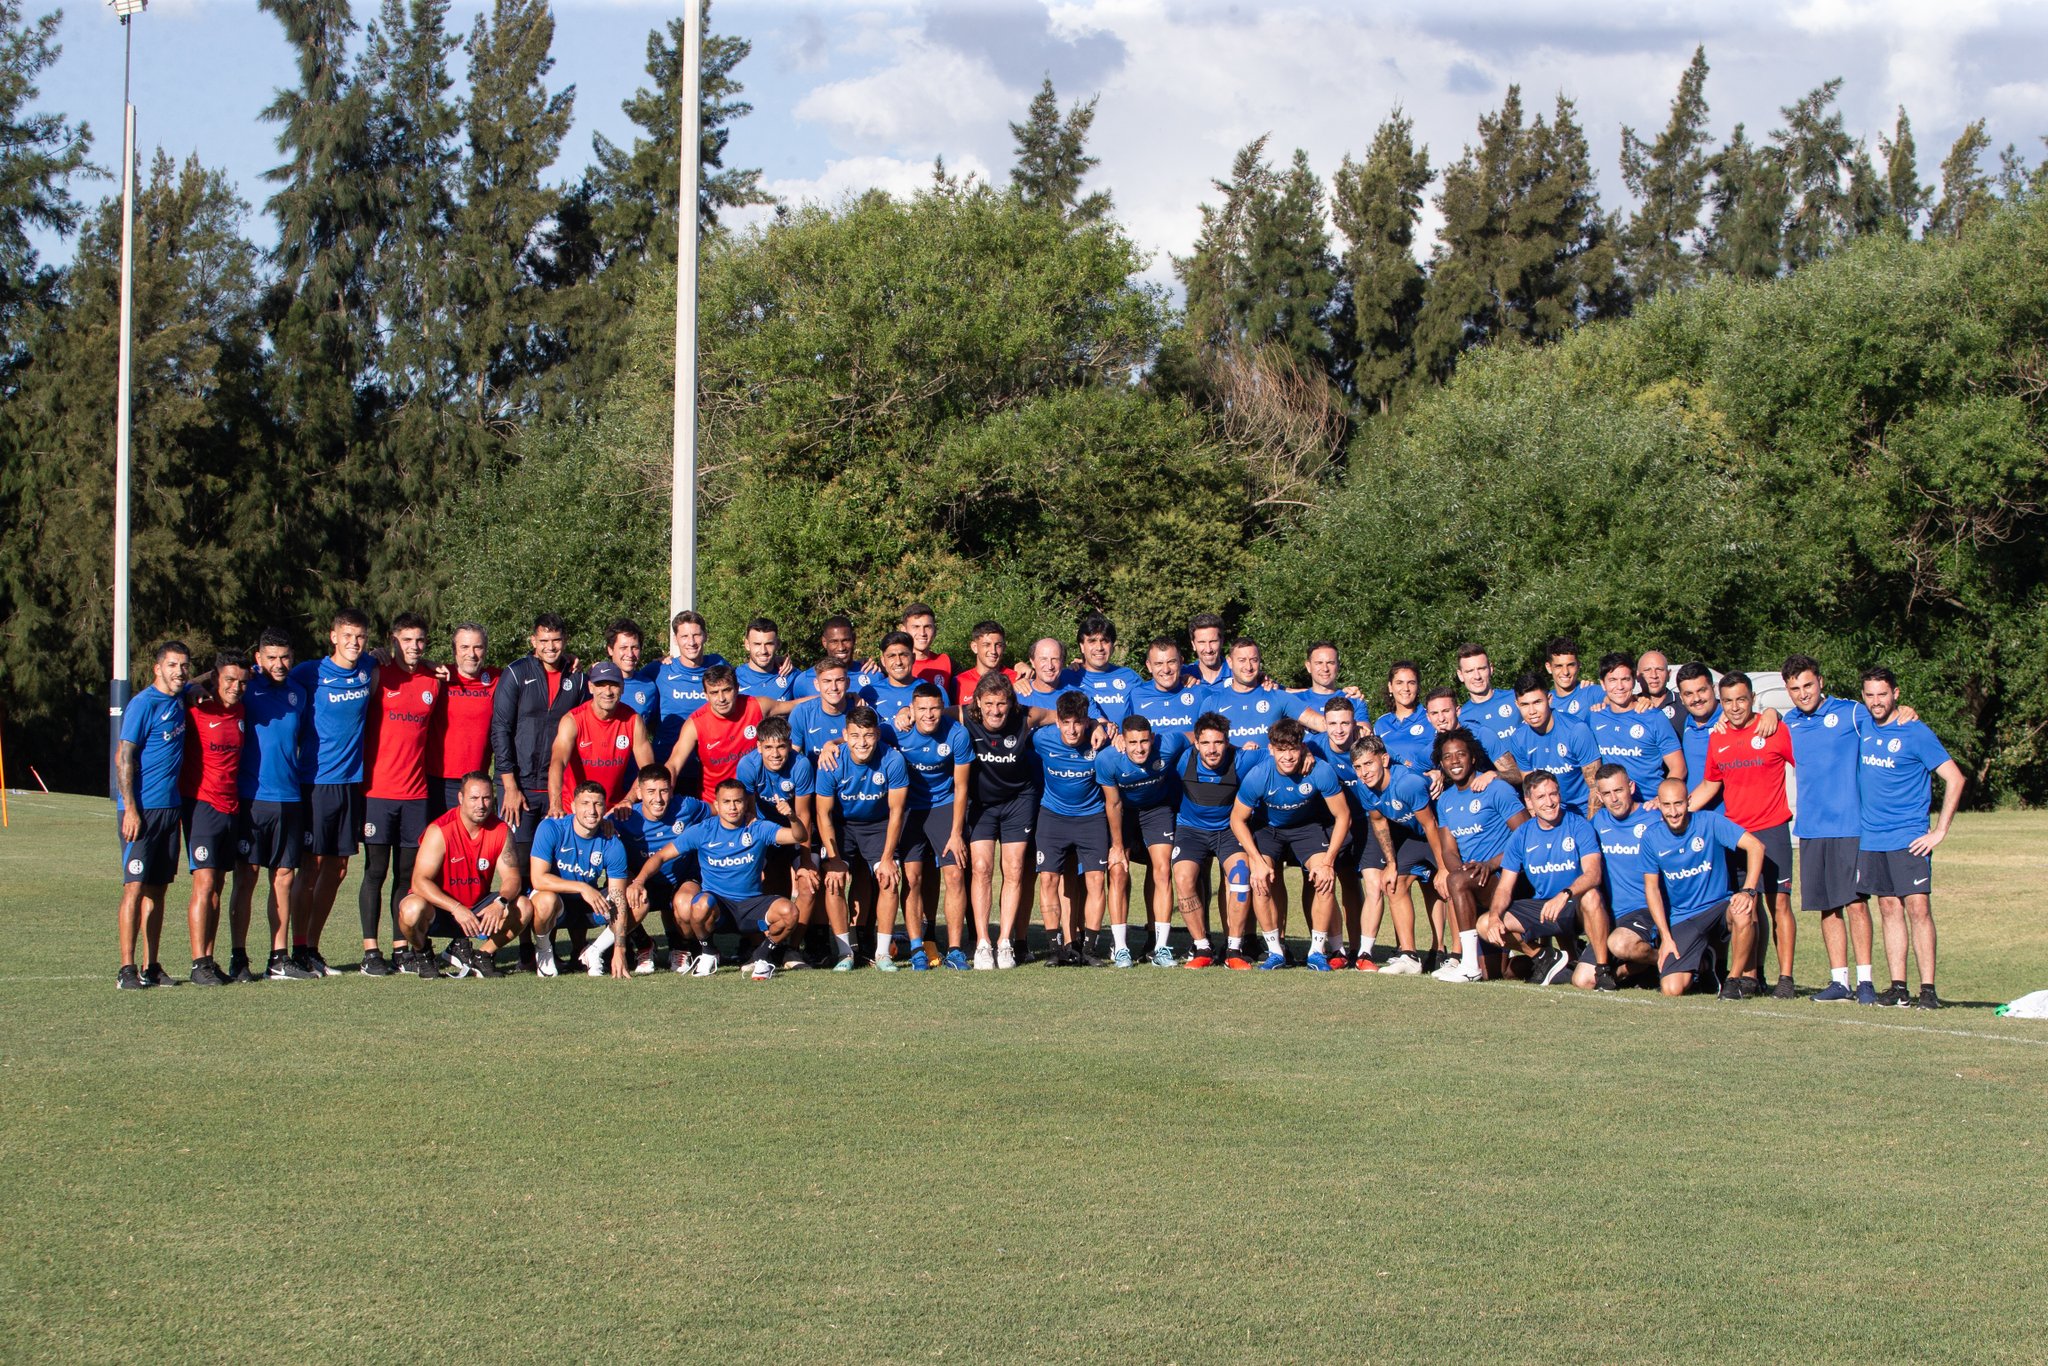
[[1329, 111, 1430, 412], [0, 0, 93, 379], [1176, 136, 1276, 354], [1773, 79, 1853, 268], [1703, 123, 1786, 280], [1618, 45, 1711, 298], [1928, 119, 1993, 239], [1877, 107, 1929, 235], [1008, 76, 1111, 224]]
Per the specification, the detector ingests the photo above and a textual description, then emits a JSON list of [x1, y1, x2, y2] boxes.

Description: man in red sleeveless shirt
[[397, 772, 529, 978], [1690, 671, 1800, 997], [665, 663, 805, 802], [357, 613, 444, 977], [547, 660, 657, 816], [180, 650, 250, 986], [426, 622, 498, 817]]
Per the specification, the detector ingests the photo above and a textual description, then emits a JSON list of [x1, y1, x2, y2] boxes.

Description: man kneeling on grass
[[397, 772, 532, 979], [631, 779, 816, 980], [1633, 778, 1768, 998], [1477, 770, 1607, 987], [528, 782, 638, 979]]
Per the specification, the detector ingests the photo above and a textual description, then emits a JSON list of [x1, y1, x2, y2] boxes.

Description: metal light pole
[[107, 0, 145, 797], [668, 8, 702, 621]]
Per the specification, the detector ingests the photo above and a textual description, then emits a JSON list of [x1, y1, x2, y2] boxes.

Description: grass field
[[4, 791, 2046, 1364]]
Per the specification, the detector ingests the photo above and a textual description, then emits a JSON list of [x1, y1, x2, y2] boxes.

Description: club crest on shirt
[[779, 779, 794, 793], [1751, 735, 1766, 749], [1180, 692, 1195, 705], [1409, 723, 1424, 735], [477, 856, 490, 870], [1297, 781, 1312, 795], [421, 689, 434, 705], [1561, 837, 1575, 852], [937, 743, 951, 757], [1690, 835, 1705, 852], [1629, 724, 1645, 739], [1255, 700, 1270, 714], [1468, 799, 1481, 813], [740, 831, 754, 848], [743, 724, 758, 740], [1113, 678, 1126, 691], [1824, 714, 1839, 728], [1632, 822, 1647, 837], [1002, 736, 1016, 749]]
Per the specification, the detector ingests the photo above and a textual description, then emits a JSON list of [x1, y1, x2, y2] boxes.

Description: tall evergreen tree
[[1329, 111, 1430, 412], [1176, 136, 1274, 355], [1617, 45, 1712, 298], [1877, 107, 1929, 235], [1007, 76, 1111, 224], [1703, 123, 1786, 280], [0, 0, 93, 379], [1928, 119, 1994, 239], [1772, 79, 1853, 268]]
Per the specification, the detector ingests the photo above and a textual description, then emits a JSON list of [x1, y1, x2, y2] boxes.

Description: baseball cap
[[587, 660, 626, 685]]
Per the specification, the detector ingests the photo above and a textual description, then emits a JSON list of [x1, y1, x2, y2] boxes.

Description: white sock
[[1111, 924, 1128, 949], [1228, 936, 1244, 952], [1263, 929, 1285, 956], [1830, 966, 1850, 988], [1460, 930, 1479, 973], [1855, 964, 1873, 985], [1360, 935, 1375, 957], [1152, 921, 1173, 947], [834, 932, 853, 955], [587, 927, 616, 959], [1310, 931, 1329, 954], [1192, 938, 1211, 952]]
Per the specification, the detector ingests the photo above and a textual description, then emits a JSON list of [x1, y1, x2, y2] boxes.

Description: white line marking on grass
[[1507, 981, 2048, 1047]]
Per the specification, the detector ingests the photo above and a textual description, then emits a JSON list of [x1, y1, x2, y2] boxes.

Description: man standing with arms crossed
[[289, 609, 375, 977], [357, 613, 442, 976], [179, 651, 249, 986], [1689, 672, 1799, 997], [235, 630, 312, 982], [1855, 668, 1965, 1009], [425, 623, 497, 817]]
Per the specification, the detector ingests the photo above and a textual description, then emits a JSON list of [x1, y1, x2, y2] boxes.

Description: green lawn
[[4, 791, 2046, 1363]]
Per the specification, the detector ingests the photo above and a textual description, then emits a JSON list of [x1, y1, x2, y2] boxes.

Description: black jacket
[[490, 655, 585, 795]]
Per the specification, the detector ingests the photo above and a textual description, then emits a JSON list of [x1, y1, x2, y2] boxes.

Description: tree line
[[0, 1, 2042, 800]]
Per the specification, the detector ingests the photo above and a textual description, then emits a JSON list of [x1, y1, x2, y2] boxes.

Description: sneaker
[[1326, 952, 1350, 970], [1535, 947, 1571, 986], [1379, 954, 1421, 976], [1184, 950, 1218, 969], [875, 950, 900, 973], [995, 941, 1018, 970], [306, 948, 339, 978], [832, 953, 856, 973], [1772, 976, 1797, 1000], [1874, 983, 1912, 1008], [1593, 965, 1620, 993], [909, 948, 932, 971], [267, 952, 317, 981], [1812, 981, 1855, 1003], [1224, 953, 1255, 970], [1305, 952, 1333, 972], [973, 942, 995, 971], [190, 958, 230, 987], [226, 951, 256, 984], [441, 939, 478, 978], [1855, 982, 1878, 1006], [1913, 988, 1946, 1010], [1149, 944, 1178, 968], [1054, 944, 1088, 968], [691, 952, 719, 978], [1717, 974, 1747, 1001], [393, 946, 418, 975], [417, 948, 441, 980], [468, 943, 504, 979], [1431, 959, 1483, 983], [117, 964, 147, 991], [748, 959, 777, 981], [142, 963, 180, 987], [1111, 946, 1135, 969], [670, 950, 691, 974], [535, 938, 559, 978], [1257, 951, 1287, 971], [943, 948, 971, 970], [359, 948, 395, 978], [632, 949, 656, 975], [580, 941, 608, 977]]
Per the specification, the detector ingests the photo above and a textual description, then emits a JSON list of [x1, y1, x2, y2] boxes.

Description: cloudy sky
[[32, 0, 2048, 285]]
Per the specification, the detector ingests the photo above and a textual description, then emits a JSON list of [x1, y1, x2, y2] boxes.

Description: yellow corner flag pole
[[1, 720, 10, 828]]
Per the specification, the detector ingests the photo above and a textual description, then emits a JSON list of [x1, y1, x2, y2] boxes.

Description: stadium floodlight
[[106, 0, 145, 793], [670, 10, 702, 619]]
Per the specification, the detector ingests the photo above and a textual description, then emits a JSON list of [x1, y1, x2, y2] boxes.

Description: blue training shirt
[[787, 697, 854, 759], [813, 747, 908, 823], [289, 656, 373, 786], [1550, 682, 1606, 722], [1434, 779, 1524, 864], [531, 815, 629, 887], [1501, 811, 1598, 900], [1856, 718, 1952, 852], [1507, 716, 1602, 812], [1782, 696, 1869, 840], [119, 684, 187, 810], [1095, 731, 1187, 810], [734, 663, 791, 702], [1032, 725, 1105, 818], [1374, 710, 1437, 773], [1680, 705, 1722, 808], [239, 673, 307, 803], [734, 750, 815, 826], [1593, 806, 1657, 916], [1643, 809, 1748, 921], [1350, 766, 1433, 839], [1239, 755, 1343, 829], [618, 796, 712, 887], [788, 664, 880, 702], [672, 818, 786, 899], [896, 720, 972, 810], [652, 654, 729, 755], [1459, 691, 1521, 762], [857, 676, 923, 740], [1202, 682, 1310, 750], [1128, 680, 1206, 734], [1588, 706, 1682, 796], [1172, 744, 1261, 832]]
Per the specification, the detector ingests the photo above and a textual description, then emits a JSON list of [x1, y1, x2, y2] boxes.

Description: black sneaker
[[190, 958, 230, 987], [1874, 982, 1912, 1008], [142, 963, 180, 987], [360, 948, 395, 977], [1772, 975, 1797, 1000], [226, 950, 256, 984], [305, 948, 338, 978], [469, 945, 502, 978], [1913, 987, 1945, 1010], [1530, 946, 1568, 986], [417, 947, 442, 980], [1593, 964, 1620, 993], [393, 946, 418, 975], [268, 951, 318, 981], [117, 964, 147, 990], [442, 938, 480, 978]]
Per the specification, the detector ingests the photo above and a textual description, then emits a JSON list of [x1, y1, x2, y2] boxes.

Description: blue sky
[[30, 0, 2048, 285]]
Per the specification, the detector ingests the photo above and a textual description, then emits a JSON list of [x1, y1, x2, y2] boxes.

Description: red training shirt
[[1703, 717, 1796, 831], [563, 700, 639, 808], [181, 697, 245, 813], [428, 667, 499, 780], [911, 653, 955, 689], [366, 664, 443, 802], [954, 664, 1016, 706], [429, 807, 509, 906], [690, 696, 764, 801]]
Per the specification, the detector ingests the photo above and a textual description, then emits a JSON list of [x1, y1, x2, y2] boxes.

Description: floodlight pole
[[668, 9, 702, 621], [108, 4, 142, 798]]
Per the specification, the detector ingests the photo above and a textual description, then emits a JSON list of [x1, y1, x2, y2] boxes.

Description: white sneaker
[[633, 951, 656, 976], [748, 959, 776, 980], [580, 942, 606, 976], [972, 941, 995, 971], [536, 938, 559, 978], [1432, 959, 1482, 983], [670, 950, 690, 974], [1381, 953, 1424, 976], [995, 940, 1017, 970], [691, 951, 719, 978]]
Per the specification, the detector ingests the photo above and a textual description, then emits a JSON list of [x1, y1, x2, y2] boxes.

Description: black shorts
[[242, 800, 304, 870], [900, 804, 962, 867], [362, 796, 428, 849], [841, 817, 896, 870], [429, 890, 507, 939], [1734, 821, 1794, 896], [119, 807, 182, 885], [303, 783, 365, 857], [707, 891, 784, 933], [967, 793, 1036, 845], [1172, 823, 1242, 867], [1799, 835, 1862, 911], [1856, 847, 1932, 899], [181, 799, 241, 872], [1120, 803, 1176, 851], [1035, 810, 1109, 876], [1663, 904, 1728, 976], [426, 776, 468, 819], [1587, 908, 1664, 963], [1357, 828, 1435, 879], [508, 788, 549, 855], [1253, 822, 1330, 868], [1505, 895, 1581, 942]]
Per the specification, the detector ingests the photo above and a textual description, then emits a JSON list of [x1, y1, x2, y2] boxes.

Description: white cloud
[[793, 32, 1020, 148], [724, 150, 999, 234]]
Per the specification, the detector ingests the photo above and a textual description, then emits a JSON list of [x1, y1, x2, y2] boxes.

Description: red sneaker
[[1326, 953, 1351, 970], [1354, 955, 1380, 972], [1183, 951, 1218, 969], [1224, 954, 1256, 970]]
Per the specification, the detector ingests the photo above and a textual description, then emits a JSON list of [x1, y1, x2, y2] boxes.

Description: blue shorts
[[841, 818, 896, 870], [900, 804, 962, 867], [119, 807, 182, 885], [967, 793, 1035, 845], [1357, 827, 1435, 879], [1585, 908, 1660, 965], [1253, 822, 1330, 868], [428, 890, 507, 939], [362, 796, 427, 849], [181, 799, 241, 872], [242, 800, 304, 871], [1504, 896, 1581, 942], [702, 891, 784, 934], [1663, 903, 1728, 976], [1120, 803, 1176, 851], [1856, 846, 1932, 899], [1172, 823, 1242, 867], [303, 783, 365, 858], [1035, 810, 1109, 876]]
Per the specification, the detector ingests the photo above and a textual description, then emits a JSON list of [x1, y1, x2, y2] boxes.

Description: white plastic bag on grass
[[1995, 989, 2048, 1019]]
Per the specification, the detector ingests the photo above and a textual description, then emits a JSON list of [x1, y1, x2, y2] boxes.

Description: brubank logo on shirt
[[1527, 857, 1577, 877]]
